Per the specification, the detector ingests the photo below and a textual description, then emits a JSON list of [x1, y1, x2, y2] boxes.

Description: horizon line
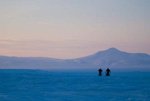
[[0, 47, 149, 59]]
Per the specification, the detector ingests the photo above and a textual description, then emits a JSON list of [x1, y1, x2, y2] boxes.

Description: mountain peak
[[93, 48, 122, 56], [106, 48, 120, 52]]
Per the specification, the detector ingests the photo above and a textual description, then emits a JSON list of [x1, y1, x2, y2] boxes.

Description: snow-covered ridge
[[0, 48, 150, 70]]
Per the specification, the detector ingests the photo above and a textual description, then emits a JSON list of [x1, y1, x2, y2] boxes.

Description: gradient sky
[[0, 0, 150, 59]]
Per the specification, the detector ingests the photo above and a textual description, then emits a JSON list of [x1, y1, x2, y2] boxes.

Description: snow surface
[[0, 69, 150, 101]]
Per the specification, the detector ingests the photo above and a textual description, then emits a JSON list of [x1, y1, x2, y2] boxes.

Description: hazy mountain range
[[0, 48, 150, 71]]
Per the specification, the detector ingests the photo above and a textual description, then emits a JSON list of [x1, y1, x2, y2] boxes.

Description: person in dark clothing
[[106, 68, 111, 76], [98, 68, 103, 76]]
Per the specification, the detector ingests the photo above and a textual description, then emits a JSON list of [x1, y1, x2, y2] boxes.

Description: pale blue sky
[[0, 0, 150, 58]]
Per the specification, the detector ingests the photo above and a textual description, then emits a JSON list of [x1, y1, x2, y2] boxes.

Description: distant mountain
[[0, 48, 150, 71], [73, 48, 150, 70]]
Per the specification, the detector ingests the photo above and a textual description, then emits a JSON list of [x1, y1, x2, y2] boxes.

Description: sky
[[0, 0, 150, 59]]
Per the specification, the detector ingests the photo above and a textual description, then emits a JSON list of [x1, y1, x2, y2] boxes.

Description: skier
[[106, 68, 111, 76], [98, 68, 103, 76]]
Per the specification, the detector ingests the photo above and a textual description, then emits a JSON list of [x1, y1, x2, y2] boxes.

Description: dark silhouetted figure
[[106, 68, 111, 76], [98, 68, 103, 76]]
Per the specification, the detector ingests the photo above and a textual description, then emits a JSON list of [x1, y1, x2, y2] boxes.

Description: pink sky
[[0, 0, 150, 59]]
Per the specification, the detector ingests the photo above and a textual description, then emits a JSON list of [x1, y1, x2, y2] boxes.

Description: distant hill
[[0, 48, 150, 71]]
